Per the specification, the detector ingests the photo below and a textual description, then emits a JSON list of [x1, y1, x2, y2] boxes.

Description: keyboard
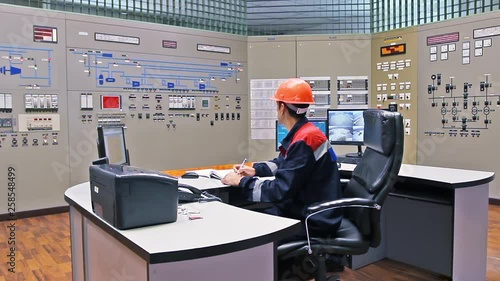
[[338, 156, 361, 164]]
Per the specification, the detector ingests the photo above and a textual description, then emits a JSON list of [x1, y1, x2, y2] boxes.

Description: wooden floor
[[1, 205, 500, 281]]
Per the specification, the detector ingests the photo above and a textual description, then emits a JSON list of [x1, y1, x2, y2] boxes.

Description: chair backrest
[[343, 109, 404, 247]]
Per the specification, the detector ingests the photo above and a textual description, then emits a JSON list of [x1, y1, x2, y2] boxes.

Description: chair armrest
[[307, 198, 380, 213]]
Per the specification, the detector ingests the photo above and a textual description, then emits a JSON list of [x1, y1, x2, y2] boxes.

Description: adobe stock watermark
[[338, 34, 371, 65], [232, 138, 268, 164], [6, 166, 17, 273]]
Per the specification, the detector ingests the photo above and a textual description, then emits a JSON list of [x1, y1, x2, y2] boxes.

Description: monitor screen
[[97, 126, 128, 165], [327, 109, 365, 145], [276, 119, 327, 151]]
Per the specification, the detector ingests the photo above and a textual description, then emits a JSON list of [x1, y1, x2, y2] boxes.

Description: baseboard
[[489, 198, 500, 206], [0, 206, 69, 221]]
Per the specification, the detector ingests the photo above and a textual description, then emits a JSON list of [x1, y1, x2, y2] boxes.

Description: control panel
[[0, 5, 249, 216], [372, 31, 419, 163]]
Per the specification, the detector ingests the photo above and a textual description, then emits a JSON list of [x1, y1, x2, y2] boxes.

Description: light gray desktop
[[65, 163, 494, 281]]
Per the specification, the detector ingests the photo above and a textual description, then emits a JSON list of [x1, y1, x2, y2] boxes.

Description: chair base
[[278, 253, 344, 281], [326, 274, 341, 281]]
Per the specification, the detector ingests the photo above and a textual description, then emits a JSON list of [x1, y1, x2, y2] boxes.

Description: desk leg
[[149, 243, 275, 281], [453, 184, 488, 281], [69, 206, 85, 281]]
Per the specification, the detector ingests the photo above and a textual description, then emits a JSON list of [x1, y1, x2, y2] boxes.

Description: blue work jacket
[[239, 116, 342, 236]]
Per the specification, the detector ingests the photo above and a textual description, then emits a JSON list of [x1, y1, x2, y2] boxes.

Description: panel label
[[94, 33, 140, 45], [197, 44, 231, 54], [426, 32, 459, 46]]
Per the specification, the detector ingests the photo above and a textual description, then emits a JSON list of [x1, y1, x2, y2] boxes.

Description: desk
[[340, 163, 494, 281], [170, 163, 494, 280], [66, 163, 494, 281], [65, 182, 300, 281]]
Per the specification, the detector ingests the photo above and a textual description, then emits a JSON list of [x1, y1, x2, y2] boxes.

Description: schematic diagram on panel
[[0, 45, 60, 148], [427, 73, 498, 137], [68, 49, 244, 92], [0, 45, 53, 89]]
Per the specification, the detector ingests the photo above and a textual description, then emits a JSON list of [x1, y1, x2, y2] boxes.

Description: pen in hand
[[237, 158, 247, 174]]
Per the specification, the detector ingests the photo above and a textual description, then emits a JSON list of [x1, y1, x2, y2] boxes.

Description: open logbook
[[186, 169, 233, 180]]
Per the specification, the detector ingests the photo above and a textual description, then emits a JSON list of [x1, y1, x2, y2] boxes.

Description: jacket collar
[[279, 116, 308, 154]]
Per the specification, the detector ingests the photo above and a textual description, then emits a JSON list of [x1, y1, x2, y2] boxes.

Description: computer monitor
[[275, 119, 327, 151], [327, 108, 365, 158], [96, 125, 130, 165]]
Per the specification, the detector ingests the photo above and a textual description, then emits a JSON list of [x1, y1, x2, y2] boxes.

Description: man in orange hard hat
[[223, 78, 342, 244]]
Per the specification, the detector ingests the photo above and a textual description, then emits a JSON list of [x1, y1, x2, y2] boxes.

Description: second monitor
[[327, 108, 365, 158], [96, 125, 130, 165]]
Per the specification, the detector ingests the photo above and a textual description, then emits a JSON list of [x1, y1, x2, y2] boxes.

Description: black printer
[[89, 164, 178, 230]]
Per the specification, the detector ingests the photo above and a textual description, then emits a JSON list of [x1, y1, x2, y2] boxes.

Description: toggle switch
[[405, 119, 411, 127]]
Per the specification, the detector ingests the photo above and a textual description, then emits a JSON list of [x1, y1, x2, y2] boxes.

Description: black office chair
[[277, 109, 404, 281]]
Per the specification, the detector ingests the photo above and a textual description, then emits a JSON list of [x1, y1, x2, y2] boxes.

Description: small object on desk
[[181, 172, 200, 179], [184, 169, 232, 180], [209, 170, 224, 180], [189, 215, 203, 220]]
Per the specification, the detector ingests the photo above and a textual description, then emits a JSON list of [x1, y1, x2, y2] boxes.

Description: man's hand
[[233, 165, 256, 177], [221, 171, 244, 186]]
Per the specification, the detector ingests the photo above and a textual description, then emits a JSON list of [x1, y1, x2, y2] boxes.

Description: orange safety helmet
[[271, 78, 315, 104]]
